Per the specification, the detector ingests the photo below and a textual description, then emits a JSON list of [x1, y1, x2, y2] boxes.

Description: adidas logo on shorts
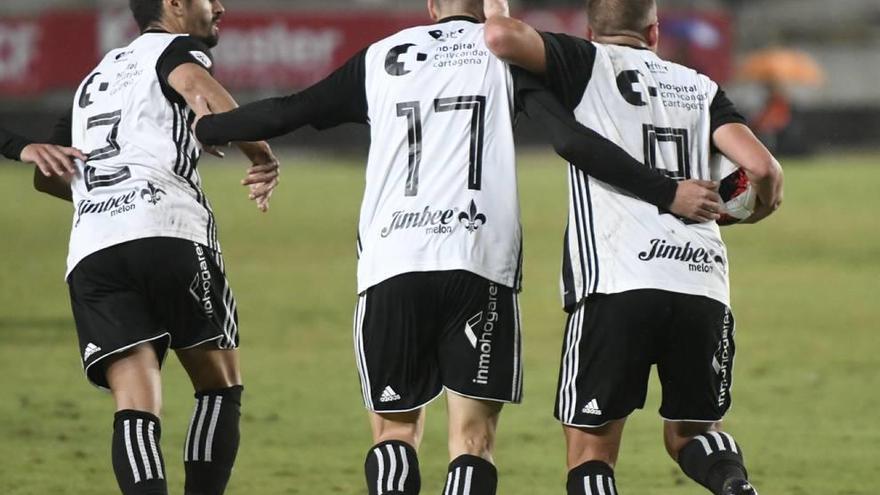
[[581, 398, 602, 415], [83, 343, 102, 362], [379, 386, 401, 403]]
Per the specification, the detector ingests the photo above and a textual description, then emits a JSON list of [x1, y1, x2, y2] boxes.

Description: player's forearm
[[713, 123, 783, 217], [0, 127, 32, 161], [196, 96, 303, 146], [484, 17, 547, 74], [522, 88, 677, 208]]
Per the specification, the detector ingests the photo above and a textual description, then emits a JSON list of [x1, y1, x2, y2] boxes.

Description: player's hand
[[20, 143, 85, 178], [191, 95, 225, 158], [484, 0, 510, 18], [242, 160, 280, 213], [669, 180, 723, 223]]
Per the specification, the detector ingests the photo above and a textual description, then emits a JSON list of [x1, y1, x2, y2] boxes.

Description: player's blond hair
[[586, 0, 658, 37]]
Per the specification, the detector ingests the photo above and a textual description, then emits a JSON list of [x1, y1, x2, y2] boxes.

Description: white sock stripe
[[123, 420, 141, 483], [204, 396, 223, 462], [444, 472, 453, 495], [695, 434, 713, 455], [583, 475, 593, 495], [373, 448, 385, 495], [184, 399, 200, 462], [135, 419, 153, 480], [607, 476, 617, 495], [191, 396, 210, 461], [385, 444, 397, 492], [397, 445, 409, 491], [708, 431, 727, 451], [721, 432, 739, 454], [452, 467, 461, 495], [462, 465, 474, 495], [147, 421, 164, 480], [596, 475, 607, 495]]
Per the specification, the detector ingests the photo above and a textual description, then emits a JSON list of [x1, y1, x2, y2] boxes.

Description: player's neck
[[435, 10, 483, 22], [146, 19, 185, 36], [593, 34, 656, 52]]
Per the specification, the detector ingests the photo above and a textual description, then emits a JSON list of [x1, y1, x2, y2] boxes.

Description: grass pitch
[[0, 151, 877, 494]]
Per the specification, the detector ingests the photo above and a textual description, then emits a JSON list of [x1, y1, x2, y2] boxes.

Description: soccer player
[[34, 1, 280, 494], [0, 125, 84, 176], [482, 0, 784, 494], [193, 1, 723, 493]]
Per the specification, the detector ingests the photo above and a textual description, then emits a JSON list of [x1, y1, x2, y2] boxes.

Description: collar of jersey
[[143, 28, 171, 34], [437, 15, 480, 24]]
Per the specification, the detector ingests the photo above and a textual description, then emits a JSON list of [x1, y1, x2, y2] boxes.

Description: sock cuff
[[568, 460, 614, 481], [448, 454, 497, 476], [114, 409, 161, 429], [195, 385, 243, 404], [370, 439, 417, 456], [679, 433, 747, 487]]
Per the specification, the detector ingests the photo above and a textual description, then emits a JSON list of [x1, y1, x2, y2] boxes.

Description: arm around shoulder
[[484, 17, 547, 74]]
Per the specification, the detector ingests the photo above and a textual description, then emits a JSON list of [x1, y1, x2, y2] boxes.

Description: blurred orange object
[[738, 48, 825, 86]]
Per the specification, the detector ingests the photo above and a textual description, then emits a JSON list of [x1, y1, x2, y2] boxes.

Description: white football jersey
[[66, 33, 216, 277], [548, 39, 731, 307], [357, 19, 521, 293]]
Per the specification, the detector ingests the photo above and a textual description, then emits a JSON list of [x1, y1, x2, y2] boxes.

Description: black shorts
[[68, 237, 239, 390], [555, 289, 735, 427], [354, 270, 523, 412]]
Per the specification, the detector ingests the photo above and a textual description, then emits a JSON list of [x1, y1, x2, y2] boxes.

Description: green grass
[[0, 151, 877, 494]]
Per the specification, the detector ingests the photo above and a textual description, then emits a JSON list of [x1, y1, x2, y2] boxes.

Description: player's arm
[[32, 112, 80, 202], [483, 5, 547, 74], [194, 50, 368, 146], [1, 123, 81, 179], [516, 72, 722, 222], [713, 124, 783, 223], [709, 89, 783, 223]]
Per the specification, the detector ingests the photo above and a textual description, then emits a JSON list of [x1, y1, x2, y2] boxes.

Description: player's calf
[[112, 410, 167, 495], [671, 424, 754, 495], [183, 386, 243, 495]]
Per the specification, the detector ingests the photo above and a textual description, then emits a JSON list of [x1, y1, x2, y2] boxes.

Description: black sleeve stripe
[[156, 36, 215, 106]]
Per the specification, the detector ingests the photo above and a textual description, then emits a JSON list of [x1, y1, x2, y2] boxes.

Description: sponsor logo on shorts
[[471, 283, 499, 386], [379, 386, 401, 403], [637, 238, 724, 274], [189, 244, 215, 317], [380, 205, 458, 238], [712, 311, 733, 407], [83, 342, 102, 362], [581, 398, 602, 415]]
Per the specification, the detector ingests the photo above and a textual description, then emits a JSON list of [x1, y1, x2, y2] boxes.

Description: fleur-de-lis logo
[[140, 181, 166, 206], [458, 199, 487, 233]]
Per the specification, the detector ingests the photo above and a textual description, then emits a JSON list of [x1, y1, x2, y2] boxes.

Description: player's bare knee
[[371, 410, 423, 448]]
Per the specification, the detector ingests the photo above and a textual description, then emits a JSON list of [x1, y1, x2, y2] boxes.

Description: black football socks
[[567, 460, 618, 495], [365, 440, 421, 495], [183, 386, 243, 495], [678, 431, 751, 495], [442, 455, 498, 495], [112, 410, 167, 495]]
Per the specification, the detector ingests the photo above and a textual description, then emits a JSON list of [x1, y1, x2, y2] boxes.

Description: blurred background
[[2, 0, 880, 154]]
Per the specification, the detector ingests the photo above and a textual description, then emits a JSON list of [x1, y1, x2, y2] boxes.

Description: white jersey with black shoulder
[[539, 33, 746, 310], [66, 32, 218, 277]]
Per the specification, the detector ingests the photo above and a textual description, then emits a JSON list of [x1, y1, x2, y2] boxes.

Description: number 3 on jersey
[[396, 95, 486, 197], [78, 71, 131, 191]]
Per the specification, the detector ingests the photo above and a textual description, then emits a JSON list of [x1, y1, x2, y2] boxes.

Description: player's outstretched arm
[[483, 1, 547, 74], [519, 78, 723, 223], [168, 63, 280, 212], [712, 123, 784, 223]]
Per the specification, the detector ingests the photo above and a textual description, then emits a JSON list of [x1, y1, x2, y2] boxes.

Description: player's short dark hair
[[586, 0, 657, 36], [129, 0, 164, 32]]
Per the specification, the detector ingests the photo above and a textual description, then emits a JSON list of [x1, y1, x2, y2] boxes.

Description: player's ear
[[586, 26, 595, 41], [427, 0, 440, 21], [646, 22, 660, 50], [165, 0, 185, 20]]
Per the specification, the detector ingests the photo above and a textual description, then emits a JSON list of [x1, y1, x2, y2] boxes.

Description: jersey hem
[[572, 282, 730, 309], [358, 261, 519, 294]]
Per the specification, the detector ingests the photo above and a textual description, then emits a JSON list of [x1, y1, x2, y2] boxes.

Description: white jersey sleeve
[[66, 33, 218, 277], [540, 32, 745, 309], [356, 19, 522, 293]]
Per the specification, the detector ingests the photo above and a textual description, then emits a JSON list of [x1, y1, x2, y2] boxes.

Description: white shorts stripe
[[135, 419, 153, 480], [123, 420, 141, 483], [204, 396, 223, 462], [373, 448, 385, 495], [191, 396, 210, 461], [385, 444, 397, 492], [354, 294, 374, 409], [147, 421, 164, 479], [558, 307, 577, 422]]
